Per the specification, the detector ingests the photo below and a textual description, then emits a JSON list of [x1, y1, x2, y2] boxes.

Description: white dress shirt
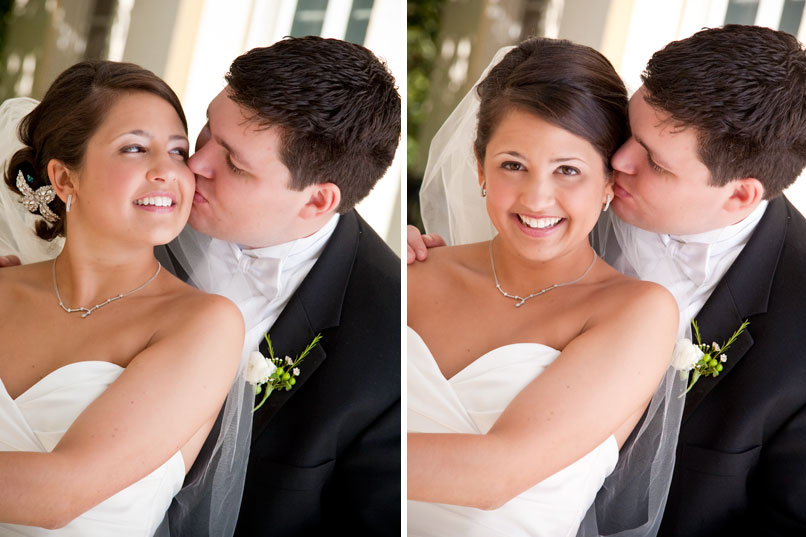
[[205, 215, 340, 352], [605, 202, 768, 338]]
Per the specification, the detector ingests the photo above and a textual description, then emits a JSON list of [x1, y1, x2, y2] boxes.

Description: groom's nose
[[188, 141, 212, 179], [611, 137, 640, 175]]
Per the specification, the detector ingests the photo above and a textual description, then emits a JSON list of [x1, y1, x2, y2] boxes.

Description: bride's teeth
[[519, 215, 562, 229], [135, 196, 173, 207]]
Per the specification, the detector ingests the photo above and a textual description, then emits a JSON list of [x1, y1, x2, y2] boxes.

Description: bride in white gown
[[0, 61, 246, 536], [407, 38, 682, 536]]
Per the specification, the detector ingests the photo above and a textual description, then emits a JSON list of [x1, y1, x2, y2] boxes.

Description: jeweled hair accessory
[[15, 169, 59, 223]]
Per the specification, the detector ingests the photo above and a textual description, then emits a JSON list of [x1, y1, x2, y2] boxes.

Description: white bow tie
[[664, 238, 711, 286], [236, 251, 282, 301]]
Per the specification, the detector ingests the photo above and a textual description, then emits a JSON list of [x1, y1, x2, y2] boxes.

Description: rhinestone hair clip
[[16, 170, 59, 223]]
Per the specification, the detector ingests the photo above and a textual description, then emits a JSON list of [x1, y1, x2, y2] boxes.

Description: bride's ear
[[47, 159, 76, 204], [475, 150, 485, 187]]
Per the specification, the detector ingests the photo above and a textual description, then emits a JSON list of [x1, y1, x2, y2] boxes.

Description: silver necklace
[[52, 258, 161, 318], [489, 240, 597, 307]]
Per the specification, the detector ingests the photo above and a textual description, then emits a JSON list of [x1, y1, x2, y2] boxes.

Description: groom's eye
[[225, 154, 244, 175], [647, 156, 666, 174]]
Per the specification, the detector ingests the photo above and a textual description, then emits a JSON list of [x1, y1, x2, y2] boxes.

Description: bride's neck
[[489, 238, 596, 296], [53, 240, 161, 308]]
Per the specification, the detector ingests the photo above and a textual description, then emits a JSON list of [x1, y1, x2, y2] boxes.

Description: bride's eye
[[557, 165, 580, 176], [501, 161, 525, 171], [170, 147, 189, 160], [121, 144, 145, 154]]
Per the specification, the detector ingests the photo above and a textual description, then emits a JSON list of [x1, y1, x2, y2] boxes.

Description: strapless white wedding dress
[[0, 361, 185, 537], [407, 327, 619, 537]]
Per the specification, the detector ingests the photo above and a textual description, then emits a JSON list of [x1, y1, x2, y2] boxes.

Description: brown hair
[[642, 24, 806, 198], [4, 60, 187, 240], [225, 36, 401, 212], [474, 38, 628, 173]]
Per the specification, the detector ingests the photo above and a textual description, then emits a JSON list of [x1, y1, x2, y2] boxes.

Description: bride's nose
[[518, 174, 555, 210]]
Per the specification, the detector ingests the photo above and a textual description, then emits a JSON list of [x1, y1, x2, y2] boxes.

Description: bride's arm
[[407, 283, 678, 509], [0, 294, 244, 528]]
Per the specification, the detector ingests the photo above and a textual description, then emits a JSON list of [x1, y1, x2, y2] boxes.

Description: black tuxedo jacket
[[233, 210, 401, 536], [657, 196, 806, 536]]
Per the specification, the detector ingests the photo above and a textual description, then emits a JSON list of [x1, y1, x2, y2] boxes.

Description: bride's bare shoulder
[[0, 260, 53, 295], [408, 241, 487, 278], [408, 241, 489, 316], [159, 279, 243, 332]]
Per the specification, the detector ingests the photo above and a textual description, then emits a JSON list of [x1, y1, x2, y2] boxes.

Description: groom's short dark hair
[[641, 24, 806, 198], [225, 36, 400, 212]]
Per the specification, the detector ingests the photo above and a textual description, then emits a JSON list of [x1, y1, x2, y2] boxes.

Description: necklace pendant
[[81, 311, 91, 318], [516, 299, 525, 308]]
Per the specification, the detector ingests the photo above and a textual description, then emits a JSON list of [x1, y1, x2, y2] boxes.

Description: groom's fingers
[[0, 255, 21, 267], [406, 225, 428, 264], [422, 234, 446, 249]]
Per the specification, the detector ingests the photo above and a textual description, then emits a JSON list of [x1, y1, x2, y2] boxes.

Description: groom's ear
[[299, 182, 341, 220], [47, 159, 76, 203], [724, 177, 764, 213]]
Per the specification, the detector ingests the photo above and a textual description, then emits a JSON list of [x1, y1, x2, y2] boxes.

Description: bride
[[0, 61, 247, 536], [408, 38, 683, 536]]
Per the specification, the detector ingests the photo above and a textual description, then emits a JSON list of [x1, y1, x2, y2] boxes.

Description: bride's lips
[[193, 190, 208, 204], [514, 213, 565, 237]]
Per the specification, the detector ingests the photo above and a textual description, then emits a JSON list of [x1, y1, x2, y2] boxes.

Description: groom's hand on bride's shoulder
[[0, 255, 21, 267], [406, 225, 446, 264]]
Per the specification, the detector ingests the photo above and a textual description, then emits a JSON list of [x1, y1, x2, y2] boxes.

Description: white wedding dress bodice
[[407, 327, 618, 537], [0, 361, 185, 537]]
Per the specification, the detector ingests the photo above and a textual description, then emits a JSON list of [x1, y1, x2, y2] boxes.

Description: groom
[[409, 25, 806, 536], [169, 37, 401, 535]]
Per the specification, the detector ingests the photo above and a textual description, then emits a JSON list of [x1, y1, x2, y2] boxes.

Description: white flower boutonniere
[[247, 332, 323, 412], [672, 319, 749, 397]]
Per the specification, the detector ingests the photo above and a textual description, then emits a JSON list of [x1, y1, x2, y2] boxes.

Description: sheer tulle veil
[[418, 45, 685, 537], [0, 97, 250, 537]]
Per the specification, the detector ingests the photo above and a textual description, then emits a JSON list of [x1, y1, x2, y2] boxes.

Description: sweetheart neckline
[[407, 326, 560, 382], [0, 360, 124, 402]]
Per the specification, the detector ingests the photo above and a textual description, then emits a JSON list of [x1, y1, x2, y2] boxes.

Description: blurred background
[[408, 0, 806, 231], [0, 0, 403, 254]]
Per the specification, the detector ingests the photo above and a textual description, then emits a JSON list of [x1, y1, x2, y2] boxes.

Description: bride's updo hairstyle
[[3, 60, 187, 241], [474, 38, 628, 173]]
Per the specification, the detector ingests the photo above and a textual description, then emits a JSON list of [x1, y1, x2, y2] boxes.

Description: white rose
[[245, 351, 277, 385], [671, 338, 704, 371]]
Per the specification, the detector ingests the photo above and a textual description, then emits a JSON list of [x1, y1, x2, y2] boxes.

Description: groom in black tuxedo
[[595, 25, 806, 536], [177, 37, 401, 536]]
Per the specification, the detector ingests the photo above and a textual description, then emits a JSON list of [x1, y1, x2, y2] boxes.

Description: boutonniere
[[246, 332, 323, 412], [672, 319, 749, 397]]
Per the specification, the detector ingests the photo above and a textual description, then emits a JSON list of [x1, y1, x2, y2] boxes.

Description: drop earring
[[66, 194, 73, 213], [481, 180, 487, 198], [603, 194, 611, 212]]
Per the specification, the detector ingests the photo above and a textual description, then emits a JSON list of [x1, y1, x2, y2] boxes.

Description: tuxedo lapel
[[250, 211, 361, 439], [682, 197, 789, 423]]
